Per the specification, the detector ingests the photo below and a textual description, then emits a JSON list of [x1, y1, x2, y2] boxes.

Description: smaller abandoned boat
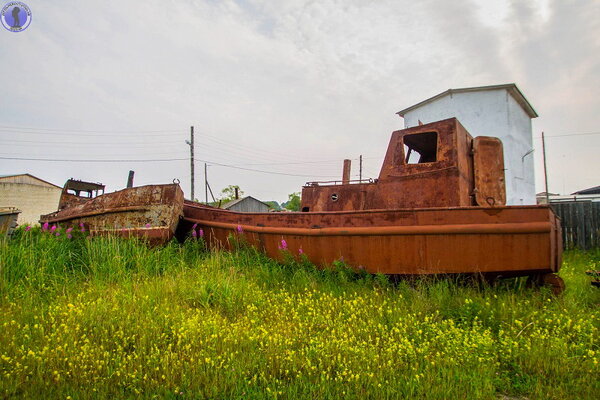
[[0, 207, 21, 239], [40, 180, 184, 245]]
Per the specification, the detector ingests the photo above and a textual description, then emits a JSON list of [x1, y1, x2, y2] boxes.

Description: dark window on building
[[403, 132, 438, 164]]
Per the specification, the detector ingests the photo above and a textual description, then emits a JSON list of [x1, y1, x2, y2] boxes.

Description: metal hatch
[[473, 136, 506, 207]]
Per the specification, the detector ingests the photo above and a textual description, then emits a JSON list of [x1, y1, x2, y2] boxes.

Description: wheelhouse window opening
[[63, 179, 106, 199], [67, 189, 92, 198], [403, 132, 438, 164]]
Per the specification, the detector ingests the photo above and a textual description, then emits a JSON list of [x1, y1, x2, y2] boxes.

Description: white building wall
[[0, 183, 62, 225], [402, 90, 536, 205]]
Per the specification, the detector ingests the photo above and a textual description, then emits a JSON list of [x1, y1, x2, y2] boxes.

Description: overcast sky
[[1, 0, 598, 203]]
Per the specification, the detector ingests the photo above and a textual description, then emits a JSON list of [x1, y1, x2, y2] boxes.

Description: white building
[[0, 174, 62, 225], [396, 84, 538, 205]]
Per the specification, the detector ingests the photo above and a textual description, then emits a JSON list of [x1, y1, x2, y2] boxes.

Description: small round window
[[331, 193, 338, 202]]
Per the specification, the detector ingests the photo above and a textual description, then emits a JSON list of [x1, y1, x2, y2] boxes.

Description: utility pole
[[541, 131, 549, 204], [185, 126, 195, 200], [359, 155, 363, 182], [204, 163, 208, 204]]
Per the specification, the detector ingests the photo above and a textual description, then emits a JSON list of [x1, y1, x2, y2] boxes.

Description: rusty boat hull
[[181, 201, 561, 278], [40, 184, 184, 245]]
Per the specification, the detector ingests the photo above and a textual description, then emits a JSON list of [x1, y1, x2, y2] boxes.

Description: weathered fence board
[[551, 202, 600, 249]]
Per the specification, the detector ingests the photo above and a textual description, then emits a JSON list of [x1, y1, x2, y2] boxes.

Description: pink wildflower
[[236, 225, 243, 234], [42, 222, 49, 231], [79, 222, 86, 232], [280, 239, 287, 250], [192, 223, 198, 230], [66, 227, 73, 234], [67, 234, 72, 239], [192, 230, 197, 238], [145, 223, 151, 228], [55, 231, 60, 237], [198, 228, 204, 238], [25, 225, 31, 232], [298, 247, 304, 255], [50, 225, 57, 232]]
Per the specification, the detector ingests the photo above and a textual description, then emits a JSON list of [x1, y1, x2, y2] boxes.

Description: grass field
[[1, 227, 598, 399]]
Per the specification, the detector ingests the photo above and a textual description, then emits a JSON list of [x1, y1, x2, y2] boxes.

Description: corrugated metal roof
[[572, 185, 600, 195], [221, 197, 245, 209], [221, 196, 270, 210], [396, 83, 538, 119]]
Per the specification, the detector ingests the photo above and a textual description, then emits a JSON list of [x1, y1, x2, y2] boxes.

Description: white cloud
[[0, 0, 598, 201]]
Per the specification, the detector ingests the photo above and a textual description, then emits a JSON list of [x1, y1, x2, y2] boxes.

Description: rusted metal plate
[[473, 136, 506, 207], [41, 184, 184, 246], [182, 201, 561, 277]]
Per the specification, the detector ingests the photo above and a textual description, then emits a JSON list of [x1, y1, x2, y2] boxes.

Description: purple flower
[[67, 234, 72, 239], [192, 230, 197, 238], [278, 239, 288, 250], [198, 228, 204, 238], [25, 225, 31, 232], [42, 222, 49, 231], [55, 232, 60, 237], [236, 225, 243, 234], [145, 223, 151, 228], [192, 223, 198, 230], [298, 248, 304, 255], [66, 227, 73, 234], [79, 222, 84, 228], [50, 225, 57, 232]]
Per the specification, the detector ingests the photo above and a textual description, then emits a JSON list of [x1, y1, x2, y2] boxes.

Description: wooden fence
[[551, 201, 600, 249]]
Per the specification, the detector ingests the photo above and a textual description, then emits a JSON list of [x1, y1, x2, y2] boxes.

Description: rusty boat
[[181, 118, 563, 288], [40, 179, 184, 245]]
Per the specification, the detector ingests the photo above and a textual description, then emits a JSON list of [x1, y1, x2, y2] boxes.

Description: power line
[[231, 159, 354, 166], [0, 130, 184, 138], [0, 124, 182, 134], [1, 138, 358, 165], [0, 156, 187, 163], [1, 139, 185, 146], [535, 131, 600, 139], [0, 124, 374, 177], [200, 159, 339, 178], [0, 155, 340, 178]]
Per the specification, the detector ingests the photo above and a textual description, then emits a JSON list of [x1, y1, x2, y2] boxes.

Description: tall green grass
[[0, 228, 598, 399]]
